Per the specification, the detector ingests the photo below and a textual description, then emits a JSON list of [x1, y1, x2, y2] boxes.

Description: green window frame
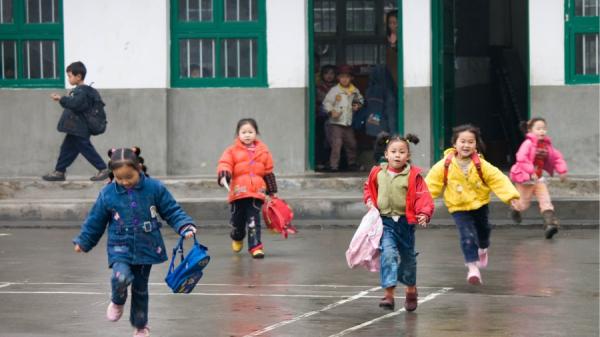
[[565, 0, 600, 84], [170, 0, 267, 87], [0, 0, 64, 88]]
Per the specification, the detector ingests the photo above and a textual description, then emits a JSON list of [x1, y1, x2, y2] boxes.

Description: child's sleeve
[[72, 194, 110, 252], [514, 140, 534, 174], [363, 166, 378, 204], [551, 147, 568, 175], [415, 174, 434, 219], [322, 87, 337, 113], [482, 161, 520, 204], [356, 90, 365, 105], [217, 147, 234, 173], [156, 183, 195, 234], [59, 87, 90, 113], [424, 160, 445, 199]]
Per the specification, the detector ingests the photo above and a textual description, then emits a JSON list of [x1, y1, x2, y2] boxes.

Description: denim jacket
[[73, 174, 195, 267]]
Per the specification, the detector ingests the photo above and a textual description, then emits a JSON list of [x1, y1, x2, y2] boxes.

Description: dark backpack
[[83, 87, 107, 136]]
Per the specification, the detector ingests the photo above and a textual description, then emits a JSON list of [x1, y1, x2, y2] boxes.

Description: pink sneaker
[[467, 263, 482, 285], [106, 302, 124, 322], [133, 326, 150, 337], [477, 248, 488, 268]]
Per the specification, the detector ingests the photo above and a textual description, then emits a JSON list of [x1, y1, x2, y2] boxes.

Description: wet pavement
[[0, 227, 597, 337]]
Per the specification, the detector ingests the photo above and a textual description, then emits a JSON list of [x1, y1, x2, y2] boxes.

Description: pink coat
[[510, 133, 568, 183], [346, 208, 383, 272]]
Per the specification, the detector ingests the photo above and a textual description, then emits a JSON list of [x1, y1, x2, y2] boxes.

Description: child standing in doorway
[[425, 125, 520, 285], [73, 147, 197, 337], [510, 117, 567, 239], [363, 133, 433, 312], [322, 64, 364, 172], [217, 118, 278, 259]]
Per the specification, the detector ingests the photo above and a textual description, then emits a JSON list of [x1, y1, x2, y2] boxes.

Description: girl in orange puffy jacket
[[217, 118, 277, 258]]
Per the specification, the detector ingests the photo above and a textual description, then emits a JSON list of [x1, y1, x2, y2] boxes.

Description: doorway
[[308, 0, 403, 171], [432, 0, 529, 168]]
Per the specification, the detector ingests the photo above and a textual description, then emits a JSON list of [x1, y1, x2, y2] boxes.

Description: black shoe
[[511, 210, 522, 224], [323, 167, 339, 173], [544, 225, 558, 239], [42, 171, 65, 181], [90, 169, 110, 181], [379, 296, 395, 310]]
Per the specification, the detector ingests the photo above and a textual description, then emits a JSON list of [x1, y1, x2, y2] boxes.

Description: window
[[314, 0, 397, 75], [565, 0, 600, 84], [0, 0, 63, 87], [171, 0, 266, 87]]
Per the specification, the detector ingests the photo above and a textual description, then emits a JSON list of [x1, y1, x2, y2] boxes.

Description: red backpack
[[262, 197, 297, 239], [443, 151, 486, 187]]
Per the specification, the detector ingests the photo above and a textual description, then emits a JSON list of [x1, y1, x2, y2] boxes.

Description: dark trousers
[[329, 124, 357, 170], [451, 205, 491, 263], [55, 134, 107, 173], [230, 198, 264, 251], [315, 116, 330, 167], [111, 262, 152, 329]]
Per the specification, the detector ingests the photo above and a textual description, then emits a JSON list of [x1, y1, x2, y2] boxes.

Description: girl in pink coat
[[510, 117, 567, 239]]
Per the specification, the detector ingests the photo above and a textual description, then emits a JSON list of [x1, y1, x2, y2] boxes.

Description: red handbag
[[262, 197, 297, 239]]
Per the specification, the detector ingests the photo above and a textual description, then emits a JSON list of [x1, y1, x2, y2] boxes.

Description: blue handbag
[[165, 235, 210, 294]]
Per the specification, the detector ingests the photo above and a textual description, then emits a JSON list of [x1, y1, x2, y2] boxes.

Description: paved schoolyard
[[0, 227, 597, 337]]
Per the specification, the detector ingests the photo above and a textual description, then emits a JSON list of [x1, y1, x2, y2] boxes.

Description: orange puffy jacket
[[217, 139, 274, 203]]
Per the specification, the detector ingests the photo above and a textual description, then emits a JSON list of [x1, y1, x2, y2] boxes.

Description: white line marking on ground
[[0, 282, 440, 289], [0, 233, 11, 237], [0, 290, 398, 299], [0, 283, 10, 289], [241, 286, 381, 337], [327, 287, 452, 337]]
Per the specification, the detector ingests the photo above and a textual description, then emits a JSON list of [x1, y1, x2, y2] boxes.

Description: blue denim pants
[[451, 205, 491, 263], [55, 134, 107, 173], [379, 216, 417, 288], [111, 262, 152, 329], [230, 198, 264, 251]]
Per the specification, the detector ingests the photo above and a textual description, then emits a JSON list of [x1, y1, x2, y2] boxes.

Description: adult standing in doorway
[[385, 10, 399, 87]]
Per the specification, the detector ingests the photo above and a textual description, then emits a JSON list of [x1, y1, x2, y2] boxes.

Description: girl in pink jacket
[[510, 118, 567, 239]]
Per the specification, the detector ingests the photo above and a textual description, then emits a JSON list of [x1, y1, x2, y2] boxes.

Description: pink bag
[[345, 208, 383, 272]]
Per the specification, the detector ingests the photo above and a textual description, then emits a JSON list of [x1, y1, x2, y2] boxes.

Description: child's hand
[[330, 110, 342, 119], [559, 173, 567, 182], [366, 199, 374, 209], [531, 173, 538, 181], [416, 214, 429, 227], [74, 244, 83, 253], [50, 93, 61, 101], [181, 225, 197, 239], [510, 199, 520, 210]]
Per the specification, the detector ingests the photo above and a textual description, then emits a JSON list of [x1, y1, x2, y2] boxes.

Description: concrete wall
[[167, 88, 307, 175], [0, 89, 168, 177], [531, 85, 600, 176]]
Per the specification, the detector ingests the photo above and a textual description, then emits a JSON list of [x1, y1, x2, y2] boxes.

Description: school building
[[0, 0, 598, 177]]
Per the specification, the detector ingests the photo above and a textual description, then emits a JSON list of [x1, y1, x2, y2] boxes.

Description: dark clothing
[[230, 198, 264, 251], [57, 85, 96, 138], [329, 124, 357, 170], [451, 205, 491, 263], [55, 134, 107, 172], [111, 262, 152, 329]]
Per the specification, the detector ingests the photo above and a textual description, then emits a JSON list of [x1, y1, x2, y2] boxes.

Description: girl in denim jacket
[[73, 147, 196, 337]]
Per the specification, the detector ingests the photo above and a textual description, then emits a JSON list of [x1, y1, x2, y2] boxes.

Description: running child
[[363, 133, 434, 311], [425, 125, 520, 285], [73, 147, 197, 337], [217, 118, 278, 259], [510, 117, 567, 239]]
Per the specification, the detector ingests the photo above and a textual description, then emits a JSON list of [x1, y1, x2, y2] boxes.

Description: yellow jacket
[[425, 149, 520, 213]]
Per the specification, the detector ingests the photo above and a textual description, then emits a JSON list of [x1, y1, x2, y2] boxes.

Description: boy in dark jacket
[[43, 61, 109, 181]]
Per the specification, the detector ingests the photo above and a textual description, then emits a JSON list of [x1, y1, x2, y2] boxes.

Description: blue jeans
[[111, 262, 152, 329], [379, 216, 417, 288], [55, 134, 107, 173], [230, 198, 263, 251], [451, 205, 491, 263]]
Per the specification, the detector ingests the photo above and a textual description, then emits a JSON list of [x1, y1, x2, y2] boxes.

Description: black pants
[[230, 198, 264, 251], [55, 134, 107, 173]]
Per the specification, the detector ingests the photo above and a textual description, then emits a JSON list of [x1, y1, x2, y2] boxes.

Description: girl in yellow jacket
[[425, 124, 519, 285]]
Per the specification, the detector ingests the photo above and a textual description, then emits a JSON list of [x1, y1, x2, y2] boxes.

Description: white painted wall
[[266, 0, 307, 88], [402, 0, 431, 88], [63, 0, 168, 89], [530, 0, 564, 85]]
